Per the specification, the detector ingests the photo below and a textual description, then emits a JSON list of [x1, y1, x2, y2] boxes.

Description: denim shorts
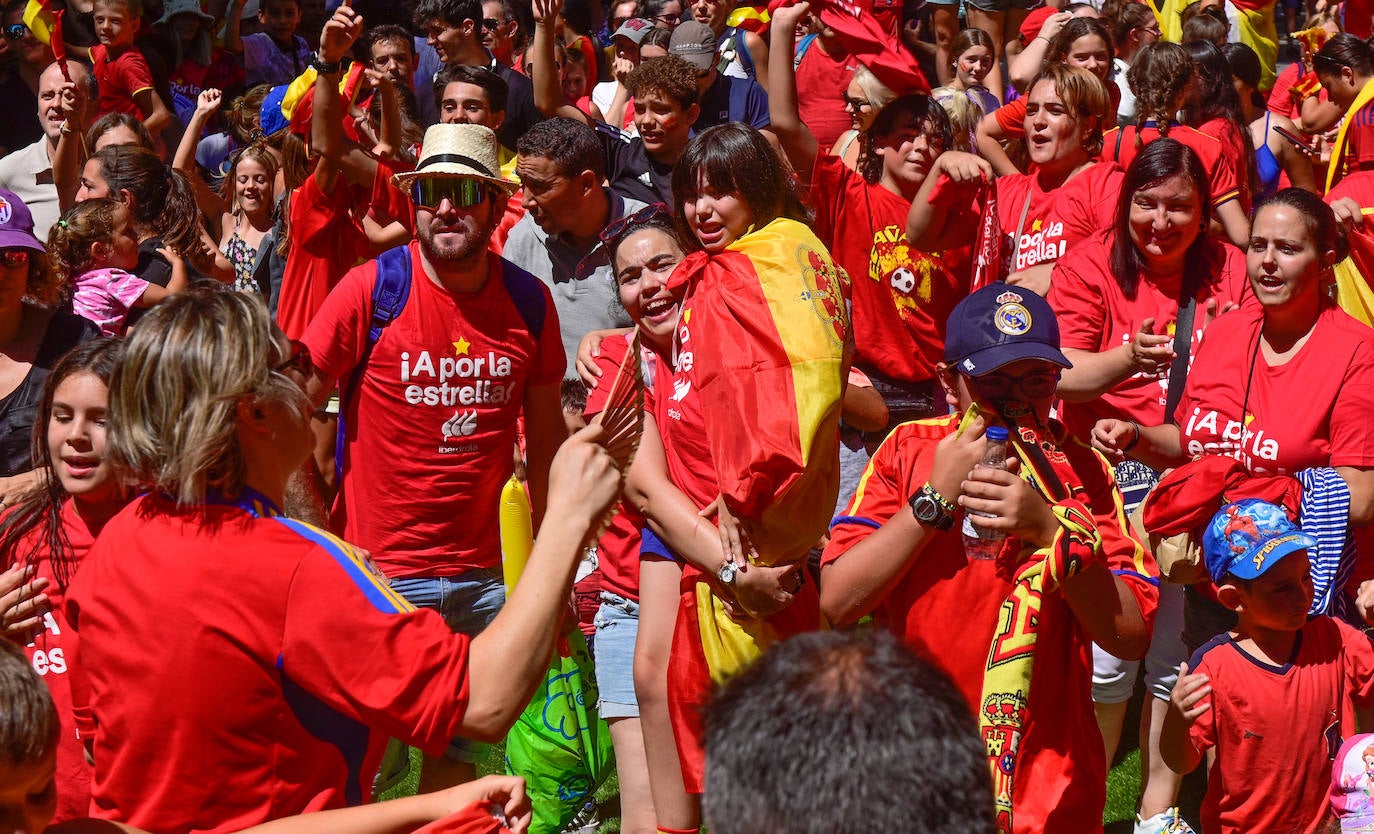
[[593, 592, 640, 719], [390, 568, 506, 760]]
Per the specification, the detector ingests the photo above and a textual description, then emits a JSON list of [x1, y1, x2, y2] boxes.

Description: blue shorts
[[593, 592, 640, 719], [390, 568, 506, 761], [640, 527, 678, 563]]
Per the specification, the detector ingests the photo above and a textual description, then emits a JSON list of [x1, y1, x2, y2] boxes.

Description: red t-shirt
[[303, 245, 564, 577], [654, 328, 716, 512], [810, 155, 969, 383], [993, 161, 1123, 274], [992, 81, 1122, 143], [1336, 94, 1374, 186], [1176, 304, 1374, 474], [6, 501, 98, 823], [275, 174, 368, 341], [585, 332, 655, 602], [90, 44, 156, 118], [795, 41, 858, 152], [1188, 617, 1374, 834], [823, 414, 1158, 834], [1102, 123, 1242, 208], [1050, 233, 1251, 439], [65, 493, 473, 833], [1196, 117, 1253, 212]]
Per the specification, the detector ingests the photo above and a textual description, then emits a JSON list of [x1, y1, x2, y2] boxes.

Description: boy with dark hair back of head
[[703, 630, 996, 834], [242, 0, 313, 88], [1162, 499, 1374, 834]]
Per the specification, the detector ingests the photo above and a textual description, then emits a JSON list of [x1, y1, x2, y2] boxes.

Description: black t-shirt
[[0, 310, 98, 477], [493, 61, 546, 152], [0, 74, 41, 156], [596, 122, 674, 206]]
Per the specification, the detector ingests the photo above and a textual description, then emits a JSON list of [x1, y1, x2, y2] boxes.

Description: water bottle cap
[[985, 425, 1010, 441]]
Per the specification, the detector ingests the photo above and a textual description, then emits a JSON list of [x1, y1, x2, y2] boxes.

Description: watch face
[[718, 560, 738, 584], [913, 495, 940, 523]]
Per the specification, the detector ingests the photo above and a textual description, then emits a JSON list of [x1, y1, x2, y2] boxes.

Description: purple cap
[[0, 190, 44, 253]]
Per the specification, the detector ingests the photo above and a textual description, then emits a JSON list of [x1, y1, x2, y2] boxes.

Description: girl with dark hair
[[0, 336, 124, 823], [1221, 41, 1317, 200], [913, 64, 1123, 296], [1105, 0, 1161, 124], [976, 16, 1117, 176], [72, 145, 206, 294], [1316, 33, 1374, 190], [769, 3, 965, 424], [1049, 140, 1250, 831], [1103, 41, 1251, 248], [664, 121, 847, 801], [1183, 40, 1256, 212]]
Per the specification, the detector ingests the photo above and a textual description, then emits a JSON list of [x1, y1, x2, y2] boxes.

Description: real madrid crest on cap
[[0, 194, 11, 226], [993, 289, 1032, 336]]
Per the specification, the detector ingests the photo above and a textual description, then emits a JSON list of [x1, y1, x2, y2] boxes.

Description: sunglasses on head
[[411, 177, 492, 210], [4, 23, 27, 40], [599, 202, 673, 246], [0, 249, 32, 268]]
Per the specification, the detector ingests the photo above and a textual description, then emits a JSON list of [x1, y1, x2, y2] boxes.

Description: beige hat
[[392, 124, 517, 195]]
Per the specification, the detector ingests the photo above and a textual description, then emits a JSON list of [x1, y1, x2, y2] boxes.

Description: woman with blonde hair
[[63, 285, 624, 833], [830, 64, 897, 172]]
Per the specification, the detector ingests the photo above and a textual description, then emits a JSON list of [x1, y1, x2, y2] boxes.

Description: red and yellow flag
[[664, 217, 849, 793]]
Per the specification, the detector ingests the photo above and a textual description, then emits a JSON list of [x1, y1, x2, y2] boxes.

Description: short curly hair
[[626, 55, 700, 109]]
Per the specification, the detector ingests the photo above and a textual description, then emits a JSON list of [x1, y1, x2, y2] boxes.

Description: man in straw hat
[[300, 122, 568, 791]]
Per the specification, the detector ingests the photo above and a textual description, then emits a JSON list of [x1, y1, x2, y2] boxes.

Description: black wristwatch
[[909, 483, 955, 531], [310, 51, 342, 74]]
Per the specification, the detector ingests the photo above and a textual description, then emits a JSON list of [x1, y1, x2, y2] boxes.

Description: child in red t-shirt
[[1163, 499, 1374, 834], [86, 0, 174, 137]]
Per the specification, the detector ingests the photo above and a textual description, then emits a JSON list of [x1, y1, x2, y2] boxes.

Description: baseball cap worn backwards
[[1203, 498, 1316, 584], [943, 284, 1072, 376]]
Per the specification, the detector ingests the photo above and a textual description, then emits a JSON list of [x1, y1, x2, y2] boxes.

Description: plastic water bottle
[[963, 425, 1010, 561]]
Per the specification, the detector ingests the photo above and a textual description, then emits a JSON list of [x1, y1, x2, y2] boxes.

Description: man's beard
[[418, 214, 497, 266]]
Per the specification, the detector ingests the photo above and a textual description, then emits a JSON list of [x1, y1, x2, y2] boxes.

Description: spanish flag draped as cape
[[664, 217, 849, 793]]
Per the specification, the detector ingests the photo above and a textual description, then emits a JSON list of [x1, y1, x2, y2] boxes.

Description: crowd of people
[[7, 0, 1374, 831]]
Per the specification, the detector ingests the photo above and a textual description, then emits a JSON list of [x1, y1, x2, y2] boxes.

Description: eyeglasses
[[970, 369, 1061, 400], [480, 17, 501, 31], [273, 340, 313, 380], [0, 249, 32, 268], [412, 177, 491, 210], [4, 23, 27, 40], [841, 95, 873, 112], [599, 202, 673, 246]]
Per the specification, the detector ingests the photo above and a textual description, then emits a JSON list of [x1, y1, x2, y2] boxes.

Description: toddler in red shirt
[[1163, 499, 1374, 834]]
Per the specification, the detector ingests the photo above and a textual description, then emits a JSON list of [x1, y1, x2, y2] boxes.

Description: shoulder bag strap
[[1164, 293, 1197, 425]]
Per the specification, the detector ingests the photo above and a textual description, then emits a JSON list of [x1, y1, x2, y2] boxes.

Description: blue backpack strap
[[794, 32, 817, 69], [335, 245, 413, 484], [499, 258, 547, 338], [734, 27, 755, 77]]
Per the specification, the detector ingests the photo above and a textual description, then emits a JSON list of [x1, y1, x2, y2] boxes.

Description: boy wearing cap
[[821, 284, 1157, 834], [1162, 499, 1374, 834]]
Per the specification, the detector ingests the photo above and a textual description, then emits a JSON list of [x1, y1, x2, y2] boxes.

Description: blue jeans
[[390, 568, 506, 760], [593, 592, 640, 719]]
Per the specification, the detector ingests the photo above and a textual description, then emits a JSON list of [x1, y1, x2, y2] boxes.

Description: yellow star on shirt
[[1031, 218, 1043, 232], [453, 337, 471, 356]]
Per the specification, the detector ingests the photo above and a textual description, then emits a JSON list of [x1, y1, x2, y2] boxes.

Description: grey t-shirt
[[503, 191, 641, 378]]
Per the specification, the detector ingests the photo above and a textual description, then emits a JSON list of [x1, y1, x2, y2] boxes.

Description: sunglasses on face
[[0, 249, 32, 268], [273, 339, 313, 379], [599, 202, 673, 246], [480, 17, 501, 31], [412, 178, 491, 210], [4, 23, 27, 40]]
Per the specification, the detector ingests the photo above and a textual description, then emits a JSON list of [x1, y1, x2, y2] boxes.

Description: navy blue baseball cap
[[1202, 499, 1316, 583], [943, 284, 1071, 376]]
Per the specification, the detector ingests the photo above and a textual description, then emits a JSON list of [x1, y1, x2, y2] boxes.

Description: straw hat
[[392, 124, 518, 195]]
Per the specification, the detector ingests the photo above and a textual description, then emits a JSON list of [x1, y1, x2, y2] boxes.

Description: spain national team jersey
[[65, 492, 474, 833]]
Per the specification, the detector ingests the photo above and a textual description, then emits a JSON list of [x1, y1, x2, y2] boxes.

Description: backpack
[[719, 26, 755, 79], [334, 244, 548, 483]]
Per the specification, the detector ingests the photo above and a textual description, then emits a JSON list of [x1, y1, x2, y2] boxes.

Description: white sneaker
[[1134, 807, 1198, 834]]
